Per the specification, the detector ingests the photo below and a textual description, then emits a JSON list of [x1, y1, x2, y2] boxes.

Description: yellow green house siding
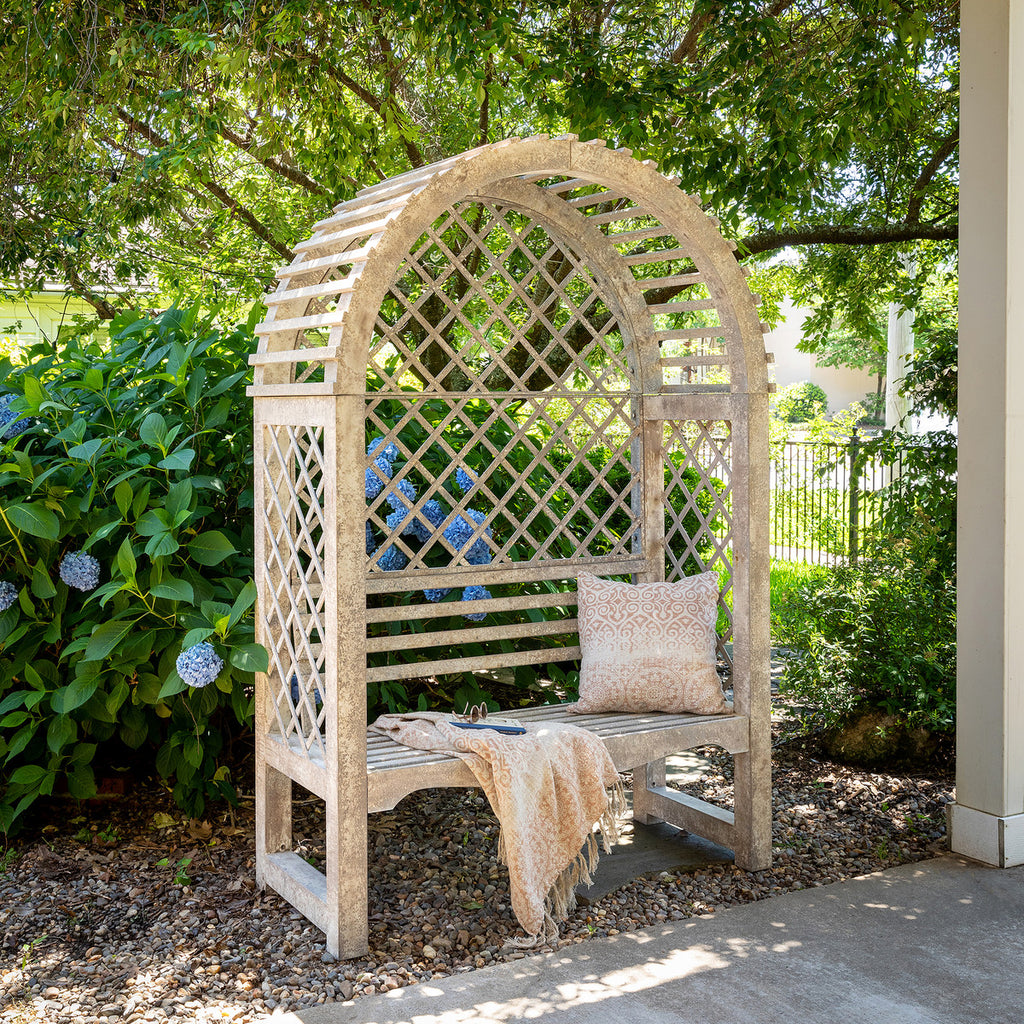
[[1, 288, 106, 357]]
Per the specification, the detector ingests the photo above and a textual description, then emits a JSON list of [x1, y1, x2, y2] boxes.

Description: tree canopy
[[1, 1, 958, 323]]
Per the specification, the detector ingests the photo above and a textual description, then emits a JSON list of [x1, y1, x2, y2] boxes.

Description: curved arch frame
[[252, 136, 768, 396], [249, 136, 771, 959]]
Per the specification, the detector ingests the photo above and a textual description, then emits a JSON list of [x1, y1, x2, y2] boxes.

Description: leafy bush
[[780, 565, 955, 734], [0, 303, 264, 833], [773, 380, 828, 423], [779, 314, 957, 740]]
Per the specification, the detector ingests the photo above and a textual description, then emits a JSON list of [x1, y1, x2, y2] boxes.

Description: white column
[[884, 259, 915, 431], [952, 0, 1024, 867]]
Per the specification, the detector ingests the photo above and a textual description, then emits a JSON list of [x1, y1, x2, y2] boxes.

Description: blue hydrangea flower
[[366, 521, 376, 554], [59, 550, 101, 591], [377, 545, 408, 572], [461, 585, 492, 621], [420, 500, 447, 527], [423, 587, 452, 602], [443, 509, 493, 565], [384, 476, 417, 513], [365, 455, 392, 501], [388, 499, 446, 544], [0, 580, 17, 612], [176, 641, 224, 688], [290, 674, 324, 708], [367, 437, 399, 463], [0, 394, 29, 442], [385, 508, 408, 533], [455, 467, 476, 493]]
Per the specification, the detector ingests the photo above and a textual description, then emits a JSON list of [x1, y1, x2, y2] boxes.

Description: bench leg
[[732, 747, 772, 871], [632, 759, 667, 825], [325, 755, 369, 959], [256, 752, 292, 885]]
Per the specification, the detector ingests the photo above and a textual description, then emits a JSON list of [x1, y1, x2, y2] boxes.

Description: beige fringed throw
[[370, 712, 625, 942]]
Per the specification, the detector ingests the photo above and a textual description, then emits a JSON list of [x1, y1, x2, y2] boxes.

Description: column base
[[948, 803, 1024, 867]]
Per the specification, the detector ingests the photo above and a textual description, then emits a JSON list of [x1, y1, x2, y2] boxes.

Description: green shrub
[[0, 303, 264, 833], [769, 560, 832, 645], [779, 564, 955, 734], [779, 341, 957, 738], [773, 381, 828, 423]]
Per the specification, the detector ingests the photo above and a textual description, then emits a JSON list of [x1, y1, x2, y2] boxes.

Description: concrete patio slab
[[270, 856, 1024, 1024]]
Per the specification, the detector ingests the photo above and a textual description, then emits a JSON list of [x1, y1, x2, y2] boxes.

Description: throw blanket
[[370, 712, 625, 942]]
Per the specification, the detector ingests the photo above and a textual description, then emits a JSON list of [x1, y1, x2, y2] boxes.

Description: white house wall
[[765, 299, 877, 414]]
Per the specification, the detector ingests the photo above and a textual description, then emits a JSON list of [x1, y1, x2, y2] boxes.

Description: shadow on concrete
[[277, 857, 1024, 1024]]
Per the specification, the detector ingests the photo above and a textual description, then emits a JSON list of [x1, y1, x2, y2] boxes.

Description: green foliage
[[769, 560, 832, 645], [0, 302, 263, 834], [780, 311, 957, 739], [779, 565, 955, 734], [773, 381, 828, 423], [0, 2, 957, 324]]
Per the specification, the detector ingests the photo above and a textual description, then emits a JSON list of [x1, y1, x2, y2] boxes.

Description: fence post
[[848, 428, 860, 566]]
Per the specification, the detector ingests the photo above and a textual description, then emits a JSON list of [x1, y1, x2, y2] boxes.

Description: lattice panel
[[661, 420, 734, 658], [529, 178, 734, 391], [260, 423, 329, 762], [364, 394, 641, 578], [368, 200, 632, 395]]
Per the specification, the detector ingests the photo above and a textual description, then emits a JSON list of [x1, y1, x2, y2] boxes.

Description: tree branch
[[274, 41, 425, 169], [114, 108, 293, 260], [738, 221, 957, 258], [478, 60, 492, 148], [907, 128, 959, 223], [59, 256, 119, 320], [215, 121, 330, 197], [669, 3, 719, 64]]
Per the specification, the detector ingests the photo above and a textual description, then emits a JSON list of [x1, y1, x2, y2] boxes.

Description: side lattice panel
[[661, 420, 734, 665], [258, 419, 330, 767]]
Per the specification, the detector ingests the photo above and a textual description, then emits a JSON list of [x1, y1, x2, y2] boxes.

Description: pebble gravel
[[0, 727, 953, 1023]]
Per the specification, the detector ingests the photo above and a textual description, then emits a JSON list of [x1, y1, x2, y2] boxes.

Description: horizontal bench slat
[[365, 557, 646, 593], [366, 589, 578, 624], [365, 616, 578, 653], [366, 646, 583, 683]]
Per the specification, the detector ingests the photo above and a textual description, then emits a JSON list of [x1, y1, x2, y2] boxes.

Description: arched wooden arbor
[[249, 135, 772, 957]]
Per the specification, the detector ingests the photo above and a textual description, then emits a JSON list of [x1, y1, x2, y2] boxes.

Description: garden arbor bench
[[249, 135, 772, 958]]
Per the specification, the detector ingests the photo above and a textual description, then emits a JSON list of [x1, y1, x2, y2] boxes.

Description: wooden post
[[730, 394, 773, 871], [324, 392, 370, 958], [633, 407, 669, 825]]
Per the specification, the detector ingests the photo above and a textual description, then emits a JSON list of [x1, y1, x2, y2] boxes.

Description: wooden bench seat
[[367, 703, 748, 810]]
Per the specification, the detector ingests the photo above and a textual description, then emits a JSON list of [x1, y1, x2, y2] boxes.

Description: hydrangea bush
[[0, 303, 265, 833], [365, 438, 492, 616]]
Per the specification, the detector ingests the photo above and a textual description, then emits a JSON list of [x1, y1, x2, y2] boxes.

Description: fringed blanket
[[370, 712, 625, 943]]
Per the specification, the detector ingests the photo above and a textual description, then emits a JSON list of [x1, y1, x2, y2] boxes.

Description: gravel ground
[[0, 726, 953, 1023]]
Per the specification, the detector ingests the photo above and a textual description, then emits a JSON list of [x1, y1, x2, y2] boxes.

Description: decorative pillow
[[572, 571, 728, 715]]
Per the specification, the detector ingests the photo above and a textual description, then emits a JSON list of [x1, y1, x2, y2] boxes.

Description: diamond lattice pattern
[[662, 421, 734, 656], [368, 201, 633, 395], [260, 424, 329, 761], [365, 394, 640, 574]]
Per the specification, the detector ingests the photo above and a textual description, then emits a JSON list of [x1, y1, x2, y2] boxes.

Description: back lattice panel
[[259, 423, 329, 763], [661, 420, 734, 662], [364, 393, 641, 583]]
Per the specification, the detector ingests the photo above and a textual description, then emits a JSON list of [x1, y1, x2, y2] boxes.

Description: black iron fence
[[769, 432, 906, 565]]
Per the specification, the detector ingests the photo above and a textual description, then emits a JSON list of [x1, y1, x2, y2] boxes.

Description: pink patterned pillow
[[572, 571, 728, 715]]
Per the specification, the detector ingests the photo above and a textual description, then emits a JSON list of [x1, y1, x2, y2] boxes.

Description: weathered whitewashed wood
[[251, 136, 772, 959], [366, 707, 751, 812]]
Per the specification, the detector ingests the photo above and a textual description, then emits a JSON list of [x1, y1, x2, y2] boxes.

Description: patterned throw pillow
[[572, 571, 729, 715]]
